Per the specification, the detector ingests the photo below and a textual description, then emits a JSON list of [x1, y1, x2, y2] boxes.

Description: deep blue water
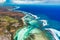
[[15, 4, 60, 31], [0, 1, 60, 39], [15, 4, 60, 40], [3, 3, 60, 40], [16, 4, 60, 22], [2, 4, 58, 31]]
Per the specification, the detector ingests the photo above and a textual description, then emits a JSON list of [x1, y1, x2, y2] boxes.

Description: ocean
[[16, 4, 60, 21]]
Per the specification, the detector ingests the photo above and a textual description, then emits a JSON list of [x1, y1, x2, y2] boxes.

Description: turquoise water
[[13, 10, 60, 40], [0, 1, 60, 40]]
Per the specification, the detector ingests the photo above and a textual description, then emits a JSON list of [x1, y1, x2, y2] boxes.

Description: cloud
[[12, 0, 46, 4], [0, 0, 6, 3]]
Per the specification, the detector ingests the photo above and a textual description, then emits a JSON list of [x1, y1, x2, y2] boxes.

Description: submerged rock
[[0, 7, 58, 40], [14, 14, 55, 40], [0, 7, 25, 40]]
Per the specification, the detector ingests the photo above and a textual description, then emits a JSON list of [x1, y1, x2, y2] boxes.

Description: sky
[[0, 0, 60, 4]]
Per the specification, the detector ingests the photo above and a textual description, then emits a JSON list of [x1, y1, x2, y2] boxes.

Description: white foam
[[45, 28, 60, 40], [40, 20, 48, 26]]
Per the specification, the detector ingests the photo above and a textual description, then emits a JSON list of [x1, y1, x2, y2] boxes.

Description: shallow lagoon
[[15, 4, 60, 40], [0, 2, 60, 40]]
